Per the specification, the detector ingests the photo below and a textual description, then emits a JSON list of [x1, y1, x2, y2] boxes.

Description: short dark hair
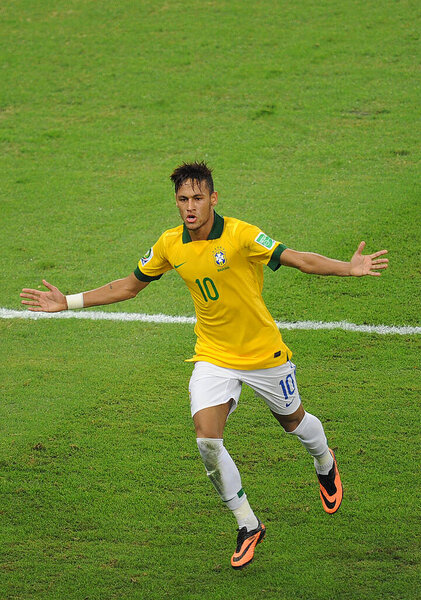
[[170, 161, 214, 194]]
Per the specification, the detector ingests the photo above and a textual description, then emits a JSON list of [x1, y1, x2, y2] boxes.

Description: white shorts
[[189, 360, 302, 418]]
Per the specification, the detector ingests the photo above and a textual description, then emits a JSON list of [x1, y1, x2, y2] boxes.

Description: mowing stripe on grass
[[1, 308, 419, 335]]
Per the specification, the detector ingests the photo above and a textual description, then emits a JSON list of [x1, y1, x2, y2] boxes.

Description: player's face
[[175, 179, 218, 240]]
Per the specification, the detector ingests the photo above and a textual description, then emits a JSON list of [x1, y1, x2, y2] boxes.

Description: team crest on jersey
[[213, 247, 227, 267], [140, 247, 153, 266]]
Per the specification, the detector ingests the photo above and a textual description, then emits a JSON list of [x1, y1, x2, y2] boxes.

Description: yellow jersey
[[134, 212, 291, 370]]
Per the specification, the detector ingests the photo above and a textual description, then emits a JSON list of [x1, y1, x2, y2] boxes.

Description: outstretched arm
[[280, 241, 388, 276], [20, 273, 149, 312]]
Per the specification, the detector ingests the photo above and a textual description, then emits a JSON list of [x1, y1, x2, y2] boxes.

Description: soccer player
[[20, 162, 389, 569]]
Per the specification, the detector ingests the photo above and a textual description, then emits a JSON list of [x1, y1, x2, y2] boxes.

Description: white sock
[[197, 437, 258, 531], [287, 412, 334, 474], [232, 498, 259, 531], [314, 449, 334, 475]]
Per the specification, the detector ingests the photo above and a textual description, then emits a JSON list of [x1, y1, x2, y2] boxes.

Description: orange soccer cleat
[[317, 449, 343, 514], [230, 520, 266, 569]]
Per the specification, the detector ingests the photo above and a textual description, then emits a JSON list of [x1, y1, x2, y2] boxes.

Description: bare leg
[[271, 404, 305, 431], [193, 401, 232, 438]]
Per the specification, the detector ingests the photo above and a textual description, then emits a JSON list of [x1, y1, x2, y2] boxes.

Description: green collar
[[182, 211, 224, 243]]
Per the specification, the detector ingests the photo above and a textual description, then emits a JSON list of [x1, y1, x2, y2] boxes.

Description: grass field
[[1, 1, 420, 599]]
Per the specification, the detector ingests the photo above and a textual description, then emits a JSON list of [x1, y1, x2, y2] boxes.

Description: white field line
[[1, 308, 420, 335]]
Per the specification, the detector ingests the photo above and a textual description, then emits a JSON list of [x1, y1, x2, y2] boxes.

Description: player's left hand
[[350, 241, 389, 276]]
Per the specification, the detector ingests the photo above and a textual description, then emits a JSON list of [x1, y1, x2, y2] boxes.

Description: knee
[[272, 404, 305, 432], [197, 437, 223, 471]]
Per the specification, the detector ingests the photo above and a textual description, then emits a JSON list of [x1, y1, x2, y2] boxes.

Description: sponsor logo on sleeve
[[255, 232, 276, 250], [140, 247, 153, 266]]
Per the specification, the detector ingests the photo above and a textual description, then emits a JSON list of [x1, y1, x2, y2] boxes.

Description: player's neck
[[188, 210, 215, 241]]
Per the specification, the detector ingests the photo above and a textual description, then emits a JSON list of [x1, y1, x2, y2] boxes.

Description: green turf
[[1, 0, 420, 598], [1, 321, 420, 599], [1, 0, 419, 324]]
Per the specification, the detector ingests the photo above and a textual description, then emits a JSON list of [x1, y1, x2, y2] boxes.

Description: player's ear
[[211, 191, 218, 207]]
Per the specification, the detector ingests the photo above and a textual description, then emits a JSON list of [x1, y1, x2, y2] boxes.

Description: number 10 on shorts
[[279, 372, 296, 401]]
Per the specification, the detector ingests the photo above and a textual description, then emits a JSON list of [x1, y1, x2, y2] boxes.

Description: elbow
[[297, 261, 314, 274], [127, 288, 138, 300], [120, 284, 139, 300]]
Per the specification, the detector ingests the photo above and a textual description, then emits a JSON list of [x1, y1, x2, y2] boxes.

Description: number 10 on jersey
[[195, 278, 219, 301]]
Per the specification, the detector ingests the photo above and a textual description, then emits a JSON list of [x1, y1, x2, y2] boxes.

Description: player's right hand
[[20, 279, 68, 312]]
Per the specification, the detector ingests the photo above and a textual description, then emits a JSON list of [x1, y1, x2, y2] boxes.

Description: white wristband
[[66, 293, 84, 310]]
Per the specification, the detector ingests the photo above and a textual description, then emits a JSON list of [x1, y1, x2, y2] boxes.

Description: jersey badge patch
[[213, 247, 227, 267], [140, 247, 154, 266], [255, 232, 276, 250]]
